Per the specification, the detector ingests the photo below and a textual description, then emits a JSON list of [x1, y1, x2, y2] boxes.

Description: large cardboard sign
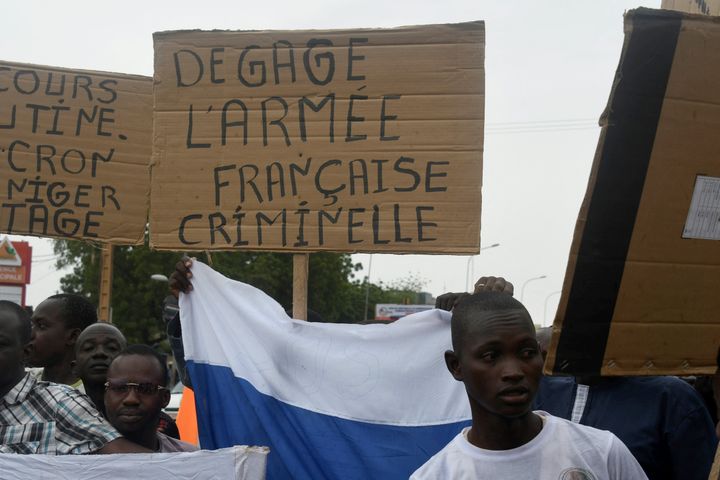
[[546, 8, 720, 377], [0, 62, 151, 244], [151, 23, 484, 253]]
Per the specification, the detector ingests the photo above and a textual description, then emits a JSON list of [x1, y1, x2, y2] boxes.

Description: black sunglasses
[[104, 381, 168, 396]]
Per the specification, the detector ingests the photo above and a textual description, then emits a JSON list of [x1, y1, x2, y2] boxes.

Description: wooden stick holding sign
[[149, 24, 485, 325], [293, 254, 309, 321], [98, 244, 113, 323]]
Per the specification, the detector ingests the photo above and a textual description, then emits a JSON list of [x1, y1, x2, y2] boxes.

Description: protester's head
[[445, 292, 542, 421], [0, 301, 31, 391], [74, 323, 127, 386], [27, 294, 98, 368], [104, 344, 170, 438]]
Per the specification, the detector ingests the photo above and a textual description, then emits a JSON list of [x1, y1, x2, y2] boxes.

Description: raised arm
[[435, 276, 514, 312]]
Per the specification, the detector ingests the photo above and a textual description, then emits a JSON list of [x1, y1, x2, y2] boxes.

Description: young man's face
[[446, 309, 543, 419], [104, 354, 170, 436], [27, 298, 75, 368], [74, 325, 125, 385]]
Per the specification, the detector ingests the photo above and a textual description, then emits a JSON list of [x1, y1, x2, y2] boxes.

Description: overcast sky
[[3, 0, 660, 324]]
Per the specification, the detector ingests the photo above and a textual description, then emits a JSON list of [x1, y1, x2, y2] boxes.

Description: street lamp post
[[466, 243, 501, 291], [150, 274, 178, 326], [363, 254, 374, 321], [520, 275, 547, 302], [543, 290, 562, 326]]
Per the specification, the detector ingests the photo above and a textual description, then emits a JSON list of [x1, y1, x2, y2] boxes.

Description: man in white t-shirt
[[411, 292, 647, 480]]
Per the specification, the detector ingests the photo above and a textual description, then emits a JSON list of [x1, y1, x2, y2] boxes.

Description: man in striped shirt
[[0, 301, 150, 454]]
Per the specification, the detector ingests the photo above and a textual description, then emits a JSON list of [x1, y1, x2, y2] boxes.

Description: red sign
[[0, 238, 32, 306], [0, 265, 26, 284], [12, 242, 31, 283]]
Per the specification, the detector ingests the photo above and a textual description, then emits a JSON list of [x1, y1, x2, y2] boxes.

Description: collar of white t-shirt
[[456, 411, 555, 460]]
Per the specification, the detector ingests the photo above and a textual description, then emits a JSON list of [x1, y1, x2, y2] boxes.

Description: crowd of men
[[0, 294, 196, 454], [0, 261, 717, 479]]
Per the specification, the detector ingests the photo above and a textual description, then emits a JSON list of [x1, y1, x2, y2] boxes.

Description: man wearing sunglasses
[[104, 344, 198, 452], [0, 302, 150, 454]]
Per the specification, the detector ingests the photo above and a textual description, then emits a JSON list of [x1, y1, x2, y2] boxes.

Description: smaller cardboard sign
[[546, 8, 720, 377], [0, 61, 152, 244], [682, 175, 720, 240]]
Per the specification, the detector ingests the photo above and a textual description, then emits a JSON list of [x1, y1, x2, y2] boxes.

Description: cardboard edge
[[0, 59, 151, 82], [152, 21, 485, 41], [546, 8, 684, 376], [544, 125, 608, 375], [544, 11, 637, 375], [147, 242, 483, 254]]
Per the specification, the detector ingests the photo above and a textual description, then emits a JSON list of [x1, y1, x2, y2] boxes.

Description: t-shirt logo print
[[559, 468, 597, 480]]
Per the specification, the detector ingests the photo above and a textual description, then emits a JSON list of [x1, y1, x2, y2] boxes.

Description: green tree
[[54, 240, 182, 345], [54, 239, 431, 343], [357, 274, 429, 322], [54, 240, 421, 343]]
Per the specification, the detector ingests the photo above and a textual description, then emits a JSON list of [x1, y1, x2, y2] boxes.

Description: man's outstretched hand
[[435, 276, 515, 312], [169, 256, 194, 298], [473, 276, 514, 296], [435, 292, 471, 311]]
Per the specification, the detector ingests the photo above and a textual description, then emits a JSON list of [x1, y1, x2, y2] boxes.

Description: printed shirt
[[0, 373, 121, 454], [410, 412, 648, 480]]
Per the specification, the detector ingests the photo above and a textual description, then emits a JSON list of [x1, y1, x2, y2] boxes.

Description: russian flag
[[180, 262, 470, 479]]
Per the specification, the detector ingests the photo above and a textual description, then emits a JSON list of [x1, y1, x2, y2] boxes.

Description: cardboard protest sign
[[546, 8, 720, 377], [661, 0, 720, 15], [0, 62, 151, 244], [151, 23, 484, 253]]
